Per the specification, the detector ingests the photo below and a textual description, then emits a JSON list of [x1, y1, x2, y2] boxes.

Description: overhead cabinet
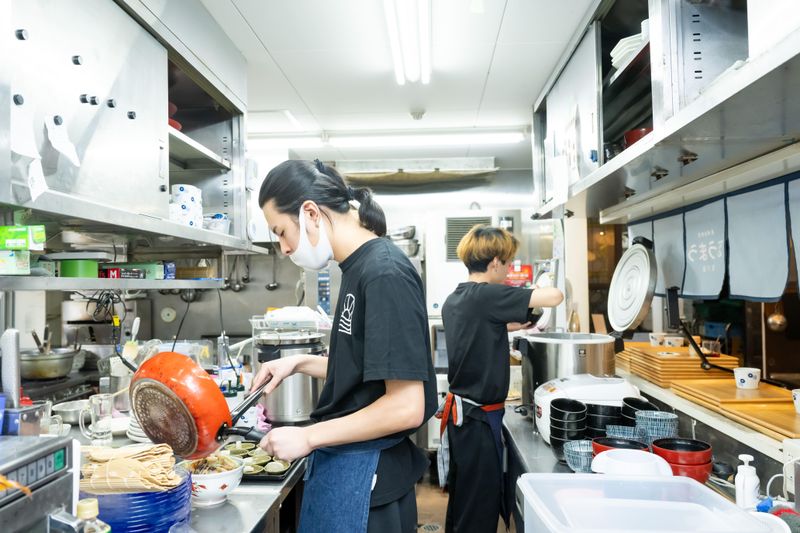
[[7, 0, 169, 217], [532, 0, 800, 221], [1, 0, 261, 255]]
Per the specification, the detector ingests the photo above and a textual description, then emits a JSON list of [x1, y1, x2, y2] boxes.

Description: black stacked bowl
[[586, 403, 622, 436], [549, 398, 588, 462], [621, 397, 658, 427]]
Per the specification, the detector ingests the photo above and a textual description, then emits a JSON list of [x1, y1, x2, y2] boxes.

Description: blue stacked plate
[[81, 471, 192, 533]]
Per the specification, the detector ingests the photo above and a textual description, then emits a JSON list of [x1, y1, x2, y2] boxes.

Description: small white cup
[[664, 336, 684, 347], [649, 332, 666, 347], [792, 390, 800, 414], [734, 367, 761, 390]]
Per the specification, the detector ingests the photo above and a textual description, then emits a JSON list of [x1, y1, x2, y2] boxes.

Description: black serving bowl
[[587, 403, 622, 417], [550, 399, 588, 422]]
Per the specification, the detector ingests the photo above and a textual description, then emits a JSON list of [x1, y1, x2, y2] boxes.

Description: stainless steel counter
[[68, 425, 305, 533], [502, 405, 570, 475], [190, 459, 305, 533]]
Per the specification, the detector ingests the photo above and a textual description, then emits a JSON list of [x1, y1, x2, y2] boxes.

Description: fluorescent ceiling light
[[383, 0, 431, 85], [329, 131, 525, 148], [419, 0, 431, 84], [383, 0, 406, 85], [248, 136, 324, 149]]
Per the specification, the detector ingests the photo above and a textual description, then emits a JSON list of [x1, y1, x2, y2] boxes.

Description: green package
[[0, 225, 46, 251]]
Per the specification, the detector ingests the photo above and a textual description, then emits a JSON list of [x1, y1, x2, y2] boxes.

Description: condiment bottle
[[735, 454, 760, 509], [77, 497, 111, 532]]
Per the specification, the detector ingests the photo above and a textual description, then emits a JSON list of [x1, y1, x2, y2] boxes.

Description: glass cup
[[79, 393, 114, 445], [702, 340, 722, 357], [33, 400, 63, 436]]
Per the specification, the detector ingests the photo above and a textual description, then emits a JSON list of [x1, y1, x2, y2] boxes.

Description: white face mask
[[290, 206, 333, 271]]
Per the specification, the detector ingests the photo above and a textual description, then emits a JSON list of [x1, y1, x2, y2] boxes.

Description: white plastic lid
[[608, 243, 657, 332]]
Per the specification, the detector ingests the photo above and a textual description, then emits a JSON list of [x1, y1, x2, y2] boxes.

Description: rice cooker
[[517, 236, 657, 409], [533, 374, 640, 444], [253, 330, 325, 423]]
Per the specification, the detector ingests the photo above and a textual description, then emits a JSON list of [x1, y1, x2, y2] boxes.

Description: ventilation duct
[[335, 157, 498, 186]]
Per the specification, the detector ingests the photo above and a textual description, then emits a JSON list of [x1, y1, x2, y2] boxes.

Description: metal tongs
[[216, 378, 272, 443]]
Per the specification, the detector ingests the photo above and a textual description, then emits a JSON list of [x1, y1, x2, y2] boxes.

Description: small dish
[[224, 441, 256, 451], [265, 460, 291, 474], [243, 464, 265, 475]]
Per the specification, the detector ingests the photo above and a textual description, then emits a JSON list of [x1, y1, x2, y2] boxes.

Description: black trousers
[[445, 414, 504, 533], [367, 487, 418, 533]]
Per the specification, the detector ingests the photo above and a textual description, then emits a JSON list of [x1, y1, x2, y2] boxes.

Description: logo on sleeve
[[338, 293, 356, 335]]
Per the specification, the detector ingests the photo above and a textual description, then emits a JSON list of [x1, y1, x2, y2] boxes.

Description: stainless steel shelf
[[168, 126, 231, 170], [0, 277, 224, 291], [4, 189, 268, 255]]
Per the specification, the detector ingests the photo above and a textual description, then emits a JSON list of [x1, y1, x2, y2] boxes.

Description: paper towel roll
[[1, 329, 21, 408]]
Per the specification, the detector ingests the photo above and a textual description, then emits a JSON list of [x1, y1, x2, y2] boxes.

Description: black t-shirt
[[312, 238, 437, 506], [442, 282, 532, 404]]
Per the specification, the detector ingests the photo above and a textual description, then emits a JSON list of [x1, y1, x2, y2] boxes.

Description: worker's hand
[[259, 426, 313, 461], [250, 355, 299, 395], [507, 321, 533, 332]]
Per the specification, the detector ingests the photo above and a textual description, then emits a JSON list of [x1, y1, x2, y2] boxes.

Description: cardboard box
[[0, 251, 31, 275], [0, 226, 46, 251]]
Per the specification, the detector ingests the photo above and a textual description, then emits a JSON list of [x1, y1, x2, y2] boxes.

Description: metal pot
[[53, 399, 90, 424], [388, 226, 415, 240], [393, 239, 419, 257], [254, 330, 326, 423], [517, 333, 615, 401], [20, 348, 77, 380]]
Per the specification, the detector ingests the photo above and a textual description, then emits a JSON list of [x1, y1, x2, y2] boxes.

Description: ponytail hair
[[258, 159, 387, 237]]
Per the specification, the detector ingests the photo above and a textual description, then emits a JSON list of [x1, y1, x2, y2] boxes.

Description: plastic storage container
[[517, 473, 770, 533]]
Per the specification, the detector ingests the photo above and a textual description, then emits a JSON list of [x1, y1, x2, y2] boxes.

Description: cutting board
[[721, 402, 800, 439], [672, 390, 790, 441], [671, 379, 792, 405]]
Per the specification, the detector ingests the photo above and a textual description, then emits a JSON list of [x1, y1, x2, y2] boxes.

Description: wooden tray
[[671, 388, 793, 441], [721, 402, 800, 440], [671, 379, 792, 406]]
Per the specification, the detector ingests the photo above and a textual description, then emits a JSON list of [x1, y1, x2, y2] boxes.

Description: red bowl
[[652, 438, 712, 465], [592, 437, 649, 456], [623, 127, 653, 148], [670, 461, 712, 483]]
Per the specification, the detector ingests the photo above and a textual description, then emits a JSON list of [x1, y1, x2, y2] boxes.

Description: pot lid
[[254, 330, 325, 346], [608, 239, 657, 333]]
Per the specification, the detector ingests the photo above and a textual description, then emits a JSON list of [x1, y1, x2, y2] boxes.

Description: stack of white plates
[[126, 413, 152, 443], [611, 33, 644, 69]]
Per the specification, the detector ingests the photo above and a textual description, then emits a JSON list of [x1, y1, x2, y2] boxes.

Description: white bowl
[[591, 449, 673, 477], [734, 367, 761, 390], [182, 456, 244, 508]]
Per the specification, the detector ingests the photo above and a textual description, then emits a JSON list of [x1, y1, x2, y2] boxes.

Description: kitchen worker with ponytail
[[440, 225, 563, 532], [251, 159, 437, 533]]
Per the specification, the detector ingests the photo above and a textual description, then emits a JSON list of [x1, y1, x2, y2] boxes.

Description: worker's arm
[[250, 353, 328, 395], [530, 287, 564, 308]]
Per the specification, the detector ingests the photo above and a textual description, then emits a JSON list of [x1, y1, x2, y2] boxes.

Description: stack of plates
[[84, 470, 192, 533], [611, 33, 644, 69], [126, 413, 152, 444]]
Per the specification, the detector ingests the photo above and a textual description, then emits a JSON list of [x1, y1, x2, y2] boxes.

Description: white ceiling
[[199, 0, 593, 169]]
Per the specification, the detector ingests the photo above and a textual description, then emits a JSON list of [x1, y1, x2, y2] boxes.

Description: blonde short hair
[[456, 225, 519, 273]]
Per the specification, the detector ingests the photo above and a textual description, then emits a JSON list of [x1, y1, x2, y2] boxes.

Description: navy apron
[[298, 436, 404, 533]]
